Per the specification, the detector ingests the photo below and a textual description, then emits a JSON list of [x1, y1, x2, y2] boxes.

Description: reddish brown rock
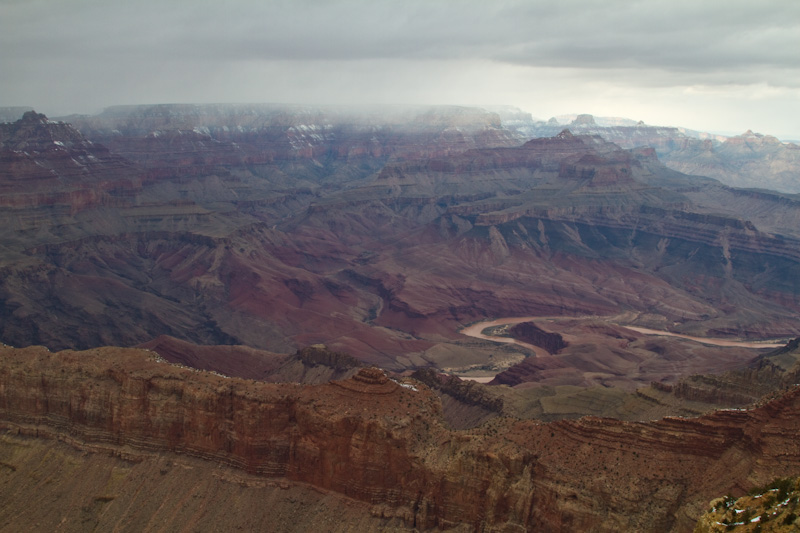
[[508, 321, 567, 354], [2, 105, 800, 375], [489, 355, 581, 387], [136, 335, 288, 380], [67, 104, 520, 180], [1, 345, 799, 531], [0, 111, 142, 212]]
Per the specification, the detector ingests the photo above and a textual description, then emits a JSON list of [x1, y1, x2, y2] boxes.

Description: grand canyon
[[1, 104, 799, 531]]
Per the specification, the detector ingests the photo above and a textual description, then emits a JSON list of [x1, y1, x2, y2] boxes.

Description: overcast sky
[[2, 0, 799, 138]]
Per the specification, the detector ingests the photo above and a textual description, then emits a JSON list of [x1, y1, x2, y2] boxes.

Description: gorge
[[1, 104, 800, 531]]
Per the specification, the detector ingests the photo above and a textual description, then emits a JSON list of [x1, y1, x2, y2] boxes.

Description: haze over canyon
[[1, 103, 799, 532]]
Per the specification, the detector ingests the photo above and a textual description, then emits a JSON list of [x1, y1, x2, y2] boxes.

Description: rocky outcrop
[[508, 321, 567, 354], [0, 106, 33, 123], [654, 337, 800, 408], [136, 335, 288, 380], [489, 355, 580, 387], [138, 338, 365, 385], [694, 477, 800, 532], [0, 111, 142, 212], [410, 368, 505, 429], [2, 345, 800, 531], [264, 344, 364, 384], [0, 345, 529, 530], [294, 344, 364, 371]]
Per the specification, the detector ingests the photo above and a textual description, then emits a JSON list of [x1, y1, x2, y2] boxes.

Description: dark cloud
[[1, 0, 798, 136], [5, 1, 797, 74]]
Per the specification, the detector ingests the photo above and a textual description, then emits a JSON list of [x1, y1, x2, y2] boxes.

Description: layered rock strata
[[1, 345, 799, 531], [3, 106, 800, 359], [66, 103, 520, 181], [0, 111, 141, 212]]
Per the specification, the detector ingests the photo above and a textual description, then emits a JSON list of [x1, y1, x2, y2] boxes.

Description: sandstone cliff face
[[0, 346, 534, 530], [1, 345, 799, 532]]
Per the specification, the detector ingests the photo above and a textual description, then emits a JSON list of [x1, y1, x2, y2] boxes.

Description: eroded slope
[[1, 345, 799, 531]]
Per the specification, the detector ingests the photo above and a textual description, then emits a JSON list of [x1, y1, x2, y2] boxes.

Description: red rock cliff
[[0, 345, 537, 530], [1, 345, 799, 531]]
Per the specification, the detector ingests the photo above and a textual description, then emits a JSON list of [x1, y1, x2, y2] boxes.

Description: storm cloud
[[2, 0, 799, 137]]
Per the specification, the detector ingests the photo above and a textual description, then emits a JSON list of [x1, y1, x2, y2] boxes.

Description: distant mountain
[[555, 113, 641, 127], [0, 110, 141, 211], [500, 111, 800, 193], [663, 129, 800, 193], [500, 111, 712, 144]]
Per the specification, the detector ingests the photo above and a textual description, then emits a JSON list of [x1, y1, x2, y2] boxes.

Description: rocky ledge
[[1, 344, 799, 531]]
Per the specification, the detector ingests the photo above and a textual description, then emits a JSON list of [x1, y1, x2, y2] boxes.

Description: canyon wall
[[1, 345, 799, 531], [4, 109, 800, 359]]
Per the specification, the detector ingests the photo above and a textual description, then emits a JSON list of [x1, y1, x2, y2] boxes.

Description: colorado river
[[460, 316, 787, 350], [459, 317, 552, 357]]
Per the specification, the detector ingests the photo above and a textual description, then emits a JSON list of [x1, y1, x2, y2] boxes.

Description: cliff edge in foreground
[[0, 345, 799, 531]]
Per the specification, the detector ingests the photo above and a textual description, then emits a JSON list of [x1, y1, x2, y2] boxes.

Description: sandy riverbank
[[454, 316, 786, 382]]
